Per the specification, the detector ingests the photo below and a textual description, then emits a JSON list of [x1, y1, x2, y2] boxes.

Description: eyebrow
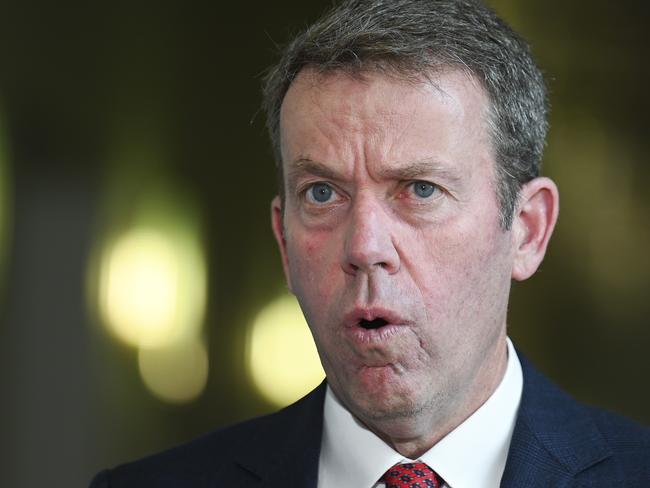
[[286, 157, 462, 187], [288, 158, 339, 179], [377, 159, 462, 184], [286, 159, 342, 190]]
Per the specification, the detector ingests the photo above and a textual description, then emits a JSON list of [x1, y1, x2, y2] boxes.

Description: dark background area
[[0, 1, 648, 486]]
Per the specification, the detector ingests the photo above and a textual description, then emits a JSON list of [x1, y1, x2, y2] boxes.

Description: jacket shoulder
[[89, 414, 278, 487], [586, 405, 650, 474], [508, 352, 650, 487], [90, 383, 326, 487]]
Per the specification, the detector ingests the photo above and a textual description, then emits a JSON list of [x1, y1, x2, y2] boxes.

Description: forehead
[[279, 67, 493, 179]]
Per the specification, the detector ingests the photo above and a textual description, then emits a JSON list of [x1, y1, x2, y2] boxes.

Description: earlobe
[[511, 177, 559, 281], [271, 196, 293, 291]]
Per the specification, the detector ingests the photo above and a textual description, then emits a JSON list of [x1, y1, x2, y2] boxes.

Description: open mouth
[[359, 317, 389, 330]]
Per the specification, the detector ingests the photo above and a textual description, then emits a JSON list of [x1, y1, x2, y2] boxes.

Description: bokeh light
[[247, 293, 325, 407], [90, 180, 210, 404], [98, 226, 206, 349], [138, 338, 209, 404]]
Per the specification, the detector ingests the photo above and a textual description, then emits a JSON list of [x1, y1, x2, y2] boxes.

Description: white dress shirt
[[318, 338, 523, 488]]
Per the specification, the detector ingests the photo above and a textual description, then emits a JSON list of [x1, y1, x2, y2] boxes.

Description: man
[[91, 0, 650, 486]]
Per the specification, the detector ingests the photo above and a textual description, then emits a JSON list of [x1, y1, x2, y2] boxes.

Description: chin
[[360, 399, 427, 422], [344, 374, 433, 422]]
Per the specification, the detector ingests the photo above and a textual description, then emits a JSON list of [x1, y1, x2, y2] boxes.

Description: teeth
[[359, 318, 389, 330]]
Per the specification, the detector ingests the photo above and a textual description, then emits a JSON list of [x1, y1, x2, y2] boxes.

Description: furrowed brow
[[286, 158, 341, 188], [378, 159, 461, 184]]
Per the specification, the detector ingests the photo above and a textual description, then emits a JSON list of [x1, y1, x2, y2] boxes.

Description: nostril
[[359, 318, 389, 329]]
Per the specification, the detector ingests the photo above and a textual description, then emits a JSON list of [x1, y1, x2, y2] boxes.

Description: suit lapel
[[501, 353, 612, 487], [229, 382, 326, 487]]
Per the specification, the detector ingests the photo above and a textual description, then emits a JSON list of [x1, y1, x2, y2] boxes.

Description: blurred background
[[0, 0, 648, 486]]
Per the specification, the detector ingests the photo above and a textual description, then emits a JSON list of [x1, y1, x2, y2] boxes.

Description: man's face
[[272, 68, 517, 435]]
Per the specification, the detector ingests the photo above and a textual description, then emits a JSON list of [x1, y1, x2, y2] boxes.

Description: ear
[[271, 195, 293, 291], [511, 177, 559, 281]]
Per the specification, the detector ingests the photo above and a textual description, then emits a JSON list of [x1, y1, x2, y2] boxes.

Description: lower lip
[[346, 324, 406, 344]]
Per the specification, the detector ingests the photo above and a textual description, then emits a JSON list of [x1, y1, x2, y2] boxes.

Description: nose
[[341, 195, 400, 275]]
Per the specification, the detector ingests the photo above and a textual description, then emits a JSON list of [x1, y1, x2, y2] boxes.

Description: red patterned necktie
[[381, 462, 444, 488]]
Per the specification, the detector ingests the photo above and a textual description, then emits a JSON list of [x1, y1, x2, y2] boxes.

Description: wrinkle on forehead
[[282, 66, 488, 143], [280, 66, 494, 192]]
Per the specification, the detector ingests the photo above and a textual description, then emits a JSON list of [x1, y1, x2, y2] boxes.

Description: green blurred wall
[[0, 1, 647, 486]]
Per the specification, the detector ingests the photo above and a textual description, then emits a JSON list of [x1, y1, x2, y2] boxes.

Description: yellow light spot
[[138, 338, 209, 404], [98, 227, 206, 348], [247, 294, 325, 407]]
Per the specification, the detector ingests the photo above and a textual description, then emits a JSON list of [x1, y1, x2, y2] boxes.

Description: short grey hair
[[262, 0, 548, 228]]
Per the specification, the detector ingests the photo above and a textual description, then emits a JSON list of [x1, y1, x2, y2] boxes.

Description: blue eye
[[308, 183, 334, 203], [412, 181, 437, 198]]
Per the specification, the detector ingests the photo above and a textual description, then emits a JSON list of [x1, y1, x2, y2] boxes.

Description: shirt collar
[[318, 338, 523, 488]]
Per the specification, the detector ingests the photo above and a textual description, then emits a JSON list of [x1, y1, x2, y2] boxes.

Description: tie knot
[[381, 462, 443, 488]]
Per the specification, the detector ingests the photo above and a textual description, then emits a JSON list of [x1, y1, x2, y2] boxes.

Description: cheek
[[410, 219, 511, 318], [286, 230, 342, 310]]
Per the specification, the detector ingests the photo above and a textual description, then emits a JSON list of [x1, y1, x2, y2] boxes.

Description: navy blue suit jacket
[[90, 354, 650, 487]]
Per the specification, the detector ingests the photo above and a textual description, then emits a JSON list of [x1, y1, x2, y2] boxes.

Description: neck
[[362, 340, 509, 459]]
